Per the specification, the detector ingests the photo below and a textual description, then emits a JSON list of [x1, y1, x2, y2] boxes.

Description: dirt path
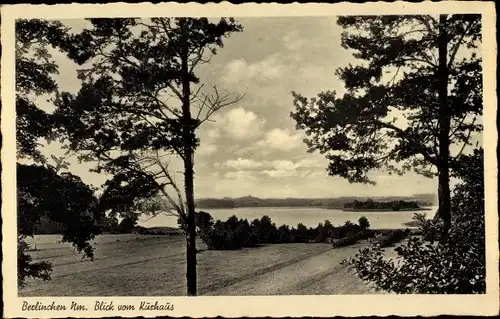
[[202, 242, 375, 295]]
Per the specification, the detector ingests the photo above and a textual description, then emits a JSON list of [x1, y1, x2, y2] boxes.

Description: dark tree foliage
[[15, 19, 101, 288], [343, 149, 485, 294], [18, 164, 100, 247], [118, 216, 138, 233], [16, 19, 85, 161], [358, 216, 370, 229], [344, 199, 420, 211], [54, 17, 243, 296], [17, 165, 101, 288], [291, 15, 482, 241], [199, 214, 376, 249], [177, 210, 214, 234]]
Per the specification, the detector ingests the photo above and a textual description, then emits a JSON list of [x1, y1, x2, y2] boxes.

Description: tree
[[291, 15, 482, 242], [343, 149, 484, 293], [358, 216, 370, 230], [15, 19, 101, 288], [278, 225, 291, 243], [118, 216, 138, 233], [177, 210, 214, 234], [54, 18, 243, 296], [316, 220, 334, 243], [295, 223, 309, 243]]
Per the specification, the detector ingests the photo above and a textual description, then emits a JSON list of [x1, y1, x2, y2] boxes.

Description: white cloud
[[223, 158, 264, 170], [196, 143, 217, 156], [261, 170, 297, 178], [222, 54, 284, 84], [257, 128, 304, 152], [196, 126, 221, 157], [213, 107, 266, 140], [224, 170, 257, 180], [258, 158, 326, 178], [271, 160, 298, 171], [220, 157, 327, 180], [206, 128, 221, 140]]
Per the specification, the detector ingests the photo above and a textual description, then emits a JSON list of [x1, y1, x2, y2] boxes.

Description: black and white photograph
[[1, 2, 498, 317]]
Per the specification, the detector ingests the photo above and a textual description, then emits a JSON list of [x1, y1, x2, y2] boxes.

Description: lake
[[138, 206, 438, 229]]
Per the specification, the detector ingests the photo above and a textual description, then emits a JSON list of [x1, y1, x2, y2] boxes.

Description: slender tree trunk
[[180, 19, 197, 296], [437, 14, 452, 243]]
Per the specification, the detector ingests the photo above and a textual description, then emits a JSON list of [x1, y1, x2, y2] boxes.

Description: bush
[[371, 229, 410, 247], [342, 149, 485, 294], [331, 234, 360, 247], [331, 229, 375, 248], [409, 212, 441, 242]]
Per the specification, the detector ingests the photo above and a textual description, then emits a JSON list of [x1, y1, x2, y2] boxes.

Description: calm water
[[139, 206, 438, 229]]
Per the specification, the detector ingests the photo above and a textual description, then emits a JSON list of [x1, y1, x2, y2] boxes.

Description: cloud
[[221, 54, 284, 84], [271, 160, 297, 171], [196, 143, 217, 156], [296, 158, 327, 169], [261, 170, 297, 178], [219, 157, 328, 180], [196, 125, 221, 157], [257, 128, 304, 152], [224, 170, 257, 180], [206, 128, 221, 140], [283, 31, 306, 52], [213, 107, 266, 140], [223, 158, 264, 170], [258, 158, 326, 178]]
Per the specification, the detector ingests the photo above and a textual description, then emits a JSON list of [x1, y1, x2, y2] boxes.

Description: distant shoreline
[[197, 206, 329, 210], [339, 207, 432, 212], [196, 206, 434, 211]]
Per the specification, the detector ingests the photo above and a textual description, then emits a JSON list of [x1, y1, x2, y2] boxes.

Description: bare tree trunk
[[180, 19, 197, 296], [437, 14, 452, 243]]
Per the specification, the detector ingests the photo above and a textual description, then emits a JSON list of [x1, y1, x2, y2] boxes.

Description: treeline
[[182, 211, 408, 250], [196, 195, 435, 209], [35, 214, 179, 236], [97, 216, 182, 236], [194, 198, 235, 209], [343, 199, 421, 211], [34, 214, 183, 236]]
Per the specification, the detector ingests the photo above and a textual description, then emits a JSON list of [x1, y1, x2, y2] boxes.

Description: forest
[[342, 199, 422, 211]]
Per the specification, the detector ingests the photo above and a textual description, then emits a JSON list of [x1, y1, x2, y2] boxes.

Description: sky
[[31, 16, 482, 200]]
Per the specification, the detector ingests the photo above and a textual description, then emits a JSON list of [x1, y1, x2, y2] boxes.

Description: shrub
[[342, 149, 485, 294], [371, 229, 410, 247], [331, 234, 360, 247], [331, 229, 375, 248], [409, 212, 440, 242]]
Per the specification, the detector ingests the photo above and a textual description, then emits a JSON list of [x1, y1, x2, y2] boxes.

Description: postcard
[[1, 1, 498, 317]]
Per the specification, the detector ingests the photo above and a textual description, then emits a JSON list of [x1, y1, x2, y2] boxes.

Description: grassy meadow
[[20, 234, 379, 296]]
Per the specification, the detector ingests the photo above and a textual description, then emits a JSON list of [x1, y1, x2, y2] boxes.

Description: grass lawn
[[20, 234, 381, 296]]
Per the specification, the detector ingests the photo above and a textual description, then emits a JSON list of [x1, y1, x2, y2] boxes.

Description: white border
[[2, 2, 498, 317]]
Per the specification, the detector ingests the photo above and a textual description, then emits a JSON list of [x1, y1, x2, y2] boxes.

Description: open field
[[20, 234, 381, 296]]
